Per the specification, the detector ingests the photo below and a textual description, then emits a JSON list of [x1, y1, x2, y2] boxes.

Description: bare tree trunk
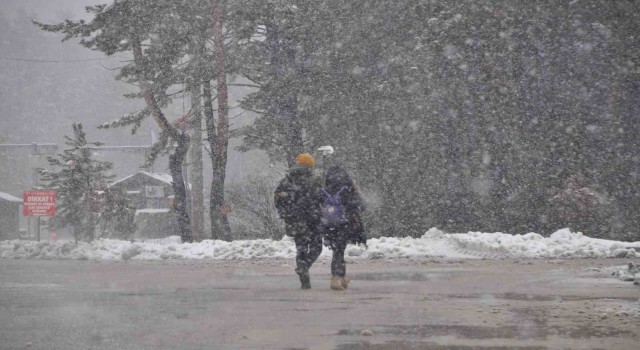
[[131, 37, 192, 243], [209, 0, 231, 240], [189, 82, 204, 241], [169, 140, 191, 242], [203, 80, 231, 240]]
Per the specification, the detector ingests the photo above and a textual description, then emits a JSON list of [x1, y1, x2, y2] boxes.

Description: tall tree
[[208, 0, 232, 240], [230, 0, 640, 239], [188, 81, 204, 241], [38, 123, 114, 243], [36, 1, 194, 242], [230, 0, 310, 165]]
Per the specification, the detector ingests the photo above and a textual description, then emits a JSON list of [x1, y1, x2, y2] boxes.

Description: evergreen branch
[[98, 109, 150, 131], [228, 83, 260, 88], [142, 131, 170, 169]]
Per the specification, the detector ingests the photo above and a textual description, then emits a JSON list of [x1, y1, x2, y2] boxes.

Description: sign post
[[23, 190, 56, 241]]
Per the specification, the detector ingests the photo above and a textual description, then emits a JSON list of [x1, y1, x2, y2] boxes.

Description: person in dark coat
[[274, 153, 324, 289], [320, 165, 366, 290]]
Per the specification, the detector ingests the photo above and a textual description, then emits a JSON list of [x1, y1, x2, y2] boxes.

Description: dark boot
[[296, 266, 311, 289], [299, 272, 311, 289]]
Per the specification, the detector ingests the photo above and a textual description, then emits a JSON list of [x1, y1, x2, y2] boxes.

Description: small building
[[0, 191, 22, 240], [109, 172, 191, 239], [109, 171, 177, 210]]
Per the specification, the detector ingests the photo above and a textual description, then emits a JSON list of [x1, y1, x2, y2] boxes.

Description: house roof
[[0, 191, 22, 203], [110, 171, 174, 187]]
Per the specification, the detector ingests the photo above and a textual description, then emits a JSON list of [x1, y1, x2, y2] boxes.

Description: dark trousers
[[324, 227, 348, 277], [287, 222, 323, 273]]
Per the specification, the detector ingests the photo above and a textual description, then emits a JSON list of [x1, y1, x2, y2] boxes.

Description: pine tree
[[38, 124, 114, 243], [35, 1, 195, 242], [35, 0, 242, 242]]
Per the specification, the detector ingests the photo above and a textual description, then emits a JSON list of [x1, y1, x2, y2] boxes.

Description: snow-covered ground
[[1, 228, 638, 262]]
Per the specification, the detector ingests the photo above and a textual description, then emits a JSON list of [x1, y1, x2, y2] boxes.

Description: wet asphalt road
[[0, 258, 638, 350]]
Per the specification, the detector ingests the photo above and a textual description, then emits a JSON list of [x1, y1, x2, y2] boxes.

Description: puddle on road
[[467, 293, 564, 302], [442, 292, 638, 302], [336, 320, 637, 348], [118, 292, 164, 296], [350, 272, 452, 282], [0, 283, 64, 290], [337, 324, 530, 339], [335, 341, 545, 350]]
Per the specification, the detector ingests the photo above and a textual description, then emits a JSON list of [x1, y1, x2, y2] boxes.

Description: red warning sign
[[23, 190, 56, 217]]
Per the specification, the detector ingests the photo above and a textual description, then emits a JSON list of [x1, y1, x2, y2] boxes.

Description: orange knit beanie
[[295, 153, 315, 168]]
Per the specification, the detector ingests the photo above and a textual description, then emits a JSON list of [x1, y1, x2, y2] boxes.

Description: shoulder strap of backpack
[[321, 186, 348, 203], [335, 186, 348, 198]]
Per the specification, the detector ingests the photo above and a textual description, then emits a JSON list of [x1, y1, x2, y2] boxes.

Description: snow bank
[[447, 228, 640, 259], [0, 237, 298, 261], [1, 228, 638, 261]]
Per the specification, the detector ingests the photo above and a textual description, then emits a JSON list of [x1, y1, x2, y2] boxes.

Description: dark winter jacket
[[274, 164, 323, 227], [322, 165, 366, 245]]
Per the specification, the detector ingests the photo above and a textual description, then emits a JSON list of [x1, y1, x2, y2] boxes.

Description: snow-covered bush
[[133, 209, 178, 239], [226, 174, 285, 240]]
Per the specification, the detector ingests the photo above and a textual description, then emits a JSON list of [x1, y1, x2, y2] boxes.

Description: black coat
[[274, 164, 323, 227]]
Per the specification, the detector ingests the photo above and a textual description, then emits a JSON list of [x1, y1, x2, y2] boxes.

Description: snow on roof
[[110, 171, 174, 187], [0, 191, 22, 203], [143, 172, 174, 184], [135, 208, 172, 215]]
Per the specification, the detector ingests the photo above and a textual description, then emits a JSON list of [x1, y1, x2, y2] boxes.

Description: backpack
[[274, 176, 307, 223], [320, 186, 348, 228]]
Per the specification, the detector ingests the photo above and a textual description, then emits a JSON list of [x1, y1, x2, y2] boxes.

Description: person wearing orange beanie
[[274, 152, 324, 289]]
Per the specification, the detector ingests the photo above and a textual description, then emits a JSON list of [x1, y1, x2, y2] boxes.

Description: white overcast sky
[[1, 0, 95, 21]]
